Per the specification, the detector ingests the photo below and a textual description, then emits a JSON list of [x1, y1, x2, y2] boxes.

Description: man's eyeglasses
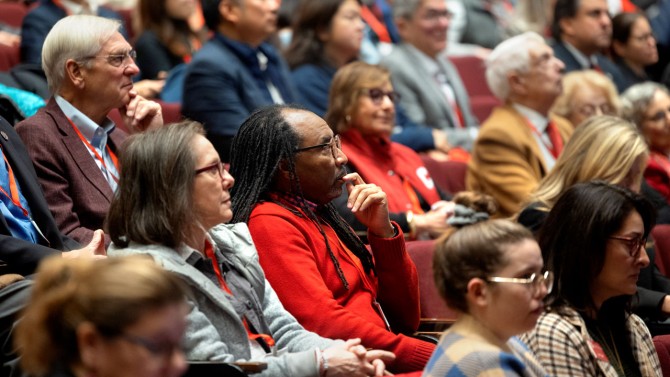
[[420, 9, 453, 23], [120, 333, 183, 362], [195, 161, 226, 178], [487, 271, 554, 295], [294, 135, 342, 159], [363, 88, 401, 105], [83, 49, 137, 68], [609, 235, 647, 259]]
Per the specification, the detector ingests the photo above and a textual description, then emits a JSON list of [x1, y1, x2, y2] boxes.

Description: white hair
[[485, 31, 546, 100], [42, 15, 121, 94]]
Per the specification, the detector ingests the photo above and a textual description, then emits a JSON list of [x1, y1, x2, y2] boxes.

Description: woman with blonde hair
[[518, 115, 670, 333], [14, 256, 189, 377], [551, 70, 619, 128]]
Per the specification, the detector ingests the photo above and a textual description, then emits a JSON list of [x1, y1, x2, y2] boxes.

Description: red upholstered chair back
[[653, 335, 670, 376], [651, 225, 670, 276], [419, 156, 467, 195], [405, 240, 457, 320], [447, 55, 501, 123], [0, 2, 28, 28], [0, 44, 20, 72], [107, 100, 182, 133]]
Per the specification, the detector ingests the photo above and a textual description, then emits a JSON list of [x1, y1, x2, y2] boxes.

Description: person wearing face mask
[[521, 181, 661, 376]]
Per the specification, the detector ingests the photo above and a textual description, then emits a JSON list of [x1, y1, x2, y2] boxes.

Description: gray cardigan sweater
[[108, 223, 337, 377]]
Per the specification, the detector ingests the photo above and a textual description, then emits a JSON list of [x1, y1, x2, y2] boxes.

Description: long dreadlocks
[[230, 105, 375, 289]]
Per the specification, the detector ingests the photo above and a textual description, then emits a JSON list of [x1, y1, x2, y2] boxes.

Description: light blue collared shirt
[[512, 103, 556, 170], [55, 96, 119, 191]]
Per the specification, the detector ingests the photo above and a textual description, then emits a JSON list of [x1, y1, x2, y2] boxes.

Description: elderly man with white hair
[[14, 15, 163, 247], [466, 32, 572, 217]]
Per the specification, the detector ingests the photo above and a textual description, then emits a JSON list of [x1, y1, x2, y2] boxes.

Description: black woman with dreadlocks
[[230, 105, 435, 374]]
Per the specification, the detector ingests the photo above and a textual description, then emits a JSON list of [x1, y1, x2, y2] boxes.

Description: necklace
[[593, 326, 625, 376]]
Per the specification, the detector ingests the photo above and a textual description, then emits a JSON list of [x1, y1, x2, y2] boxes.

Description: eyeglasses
[[120, 333, 183, 362], [195, 161, 226, 178], [609, 235, 647, 259], [487, 270, 554, 295], [420, 9, 453, 23], [576, 103, 617, 117], [363, 88, 401, 105], [644, 108, 670, 124], [83, 49, 137, 68], [294, 135, 342, 159]]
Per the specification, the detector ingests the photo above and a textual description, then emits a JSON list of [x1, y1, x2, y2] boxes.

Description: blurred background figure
[[14, 255, 189, 377], [326, 62, 453, 239], [134, 0, 206, 81], [622, 82, 670, 204], [611, 12, 659, 92], [522, 181, 661, 376], [426, 219, 548, 376], [551, 70, 619, 128]]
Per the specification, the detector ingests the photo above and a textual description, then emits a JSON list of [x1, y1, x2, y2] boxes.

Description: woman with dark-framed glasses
[[15, 255, 190, 377], [425, 218, 549, 376], [327, 62, 453, 240], [521, 181, 661, 377]]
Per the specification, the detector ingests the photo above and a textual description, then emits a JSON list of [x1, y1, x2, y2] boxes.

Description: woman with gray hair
[[106, 120, 393, 377], [621, 82, 670, 203]]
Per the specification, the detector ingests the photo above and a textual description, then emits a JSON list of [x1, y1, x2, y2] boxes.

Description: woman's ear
[[465, 277, 489, 308], [77, 322, 105, 369]]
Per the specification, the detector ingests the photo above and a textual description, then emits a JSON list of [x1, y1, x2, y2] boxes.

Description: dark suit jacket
[[14, 99, 126, 246], [182, 36, 297, 140], [20, 0, 126, 66], [0, 116, 79, 276], [551, 41, 627, 93]]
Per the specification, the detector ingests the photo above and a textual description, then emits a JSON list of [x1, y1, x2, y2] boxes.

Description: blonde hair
[[551, 70, 620, 121], [15, 256, 188, 376], [325, 61, 391, 133], [528, 115, 648, 210]]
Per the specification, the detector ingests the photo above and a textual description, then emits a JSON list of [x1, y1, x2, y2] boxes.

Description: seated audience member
[[182, 0, 297, 162], [107, 121, 392, 377], [134, 0, 206, 81], [611, 12, 659, 92], [15, 16, 163, 248], [14, 256, 190, 377], [551, 70, 619, 128], [621, 82, 670, 204], [510, 0, 553, 36], [445, 0, 515, 54], [467, 32, 572, 217], [521, 182, 661, 376], [19, 0, 164, 99], [382, 0, 479, 153], [517, 116, 670, 330], [359, 0, 399, 64], [326, 62, 452, 239], [0, 114, 105, 277], [550, 0, 627, 92], [230, 105, 435, 373], [425, 218, 549, 376], [286, 0, 448, 154]]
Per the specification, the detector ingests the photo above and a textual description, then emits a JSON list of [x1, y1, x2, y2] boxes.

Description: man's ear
[[508, 71, 527, 97], [65, 59, 85, 89], [559, 17, 575, 39], [219, 0, 240, 24]]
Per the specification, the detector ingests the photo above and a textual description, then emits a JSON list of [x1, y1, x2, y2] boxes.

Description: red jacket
[[645, 151, 670, 204], [341, 129, 442, 213], [248, 200, 435, 373]]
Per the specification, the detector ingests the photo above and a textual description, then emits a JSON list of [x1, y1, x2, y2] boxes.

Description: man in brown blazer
[[15, 15, 162, 246], [467, 32, 573, 217]]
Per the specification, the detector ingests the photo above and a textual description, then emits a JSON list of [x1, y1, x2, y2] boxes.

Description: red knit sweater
[[248, 201, 435, 373]]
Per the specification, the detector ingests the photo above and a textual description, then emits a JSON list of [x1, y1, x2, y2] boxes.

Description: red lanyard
[[203, 240, 275, 348], [526, 119, 563, 159], [67, 117, 119, 183], [0, 149, 29, 218], [361, 6, 391, 43]]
